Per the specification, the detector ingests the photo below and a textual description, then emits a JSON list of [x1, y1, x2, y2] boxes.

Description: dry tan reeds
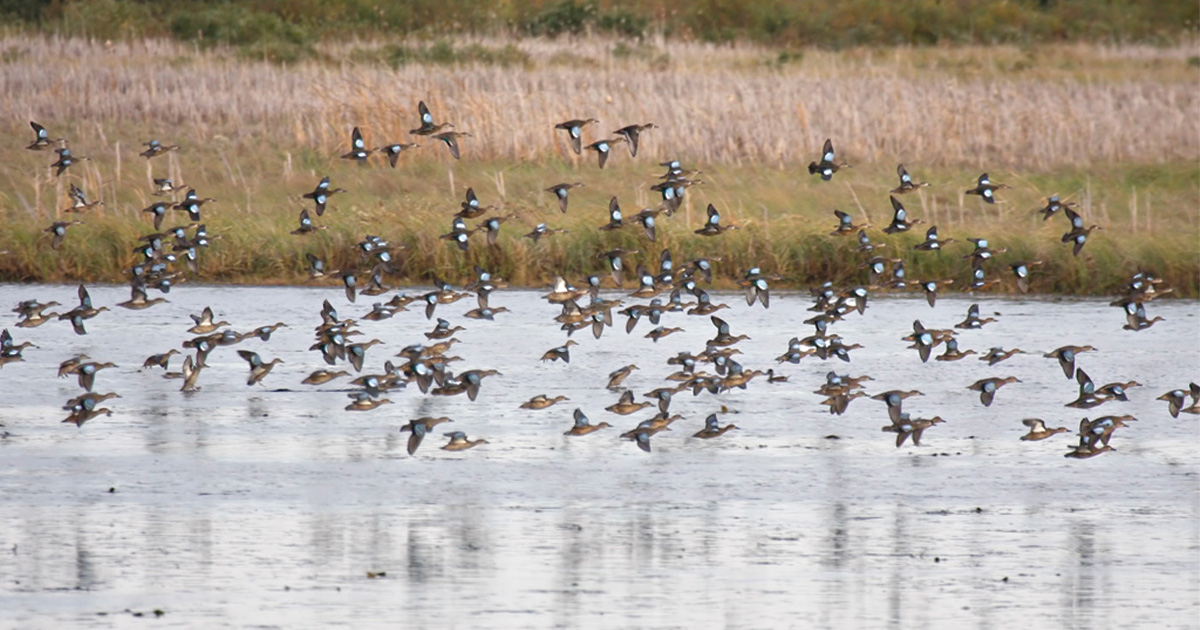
[[1, 35, 1196, 169]]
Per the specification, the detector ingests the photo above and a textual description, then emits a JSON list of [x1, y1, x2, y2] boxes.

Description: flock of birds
[[2, 105, 1195, 458]]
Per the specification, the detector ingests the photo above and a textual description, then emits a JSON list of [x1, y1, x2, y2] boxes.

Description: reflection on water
[[0, 284, 1198, 627]]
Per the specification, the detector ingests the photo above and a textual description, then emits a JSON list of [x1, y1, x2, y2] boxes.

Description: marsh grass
[[0, 36, 1195, 295]]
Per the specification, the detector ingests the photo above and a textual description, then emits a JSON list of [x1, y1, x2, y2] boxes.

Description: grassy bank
[[13, 0, 1199, 51], [0, 37, 1196, 296]]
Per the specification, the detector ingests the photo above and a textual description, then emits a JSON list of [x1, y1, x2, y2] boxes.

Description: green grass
[[1, 139, 1196, 297]]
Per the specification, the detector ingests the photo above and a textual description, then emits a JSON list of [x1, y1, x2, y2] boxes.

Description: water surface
[[1, 284, 1198, 628]]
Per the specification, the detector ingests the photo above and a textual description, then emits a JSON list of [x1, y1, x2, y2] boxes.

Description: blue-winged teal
[[377, 141, 418, 167], [606, 390, 652, 415], [188, 306, 229, 334], [891, 163, 929, 194], [967, 376, 1020, 407], [965, 173, 1009, 204], [1044, 345, 1095, 379], [830, 209, 868, 236], [541, 340, 578, 363], [399, 416, 453, 455], [963, 238, 1007, 264], [140, 139, 179, 159], [644, 326, 683, 343], [341, 126, 374, 162], [882, 196, 922, 234], [622, 420, 665, 452], [442, 431, 488, 451], [410, 101, 453, 136], [883, 414, 944, 447], [598, 196, 626, 232], [565, 408, 611, 436], [45, 220, 83, 250], [477, 214, 517, 247], [345, 391, 392, 411], [302, 369, 348, 385], [50, 147, 89, 177], [935, 338, 976, 361], [424, 318, 463, 340], [180, 354, 203, 392], [693, 413, 738, 439], [1036, 195, 1077, 221], [173, 189, 216, 222], [1061, 208, 1102, 256], [1096, 380, 1141, 402], [871, 389, 925, 424], [521, 394, 569, 410], [152, 178, 185, 197], [63, 183, 103, 214], [15, 300, 60, 328], [918, 278, 954, 307], [913, 226, 953, 251], [555, 118, 598, 155], [1019, 418, 1069, 441], [141, 349, 179, 370], [613, 123, 655, 156], [433, 131, 471, 160], [302, 176, 346, 217], [440, 216, 475, 251], [292, 209, 325, 236], [1158, 385, 1200, 418], [1008, 260, 1042, 293], [808, 138, 849, 181], [238, 350, 283, 386], [1122, 301, 1164, 331], [72, 361, 117, 392], [456, 187, 495, 219], [141, 201, 170, 231], [27, 121, 62, 150], [695, 204, 739, 236], [855, 228, 883, 252], [117, 280, 167, 310], [524, 222, 568, 242], [544, 182, 584, 214], [606, 364, 638, 390], [954, 303, 997, 329], [1065, 368, 1105, 409], [58, 285, 109, 335], [584, 138, 624, 169]]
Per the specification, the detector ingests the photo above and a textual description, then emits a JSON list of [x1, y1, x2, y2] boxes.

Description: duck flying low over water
[[1020, 418, 1069, 441], [442, 431, 488, 451], [968, 376, 1021, 407], [1044, 345, 1096, 379], [400, 416, 453, 455], [565, 408, 611, 436], [808, 138, 849, 181], [238, 350, 283, 386], [883, 413, 944, 447]]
